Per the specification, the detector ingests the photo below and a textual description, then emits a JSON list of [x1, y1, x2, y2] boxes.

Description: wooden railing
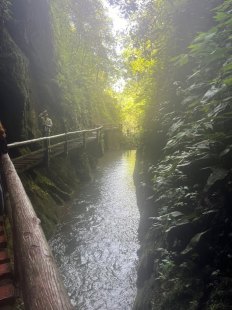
[[8, 127, 103, 149], [8, 127, 103, 173], [0, 126, 104, 308], [1, 154, 73, 309], [0, 124, 121, 308]]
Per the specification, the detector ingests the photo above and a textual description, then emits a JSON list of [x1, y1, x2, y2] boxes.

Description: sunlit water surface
[[50, 151, 140, 309]]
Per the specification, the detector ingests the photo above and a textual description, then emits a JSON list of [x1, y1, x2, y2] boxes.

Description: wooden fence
[[1, 154, 73, 309], [0, 126, 103, 308], [8, 127, 103, 173], [0, 124, 123, 308]]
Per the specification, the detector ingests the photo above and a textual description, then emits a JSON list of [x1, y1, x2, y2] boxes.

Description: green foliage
[[120, 0, 232, 309], [117, 80, 147, 134], [119, 0, 221, 136], [121, 0, 232, 206], [51, 0, 120, 129]]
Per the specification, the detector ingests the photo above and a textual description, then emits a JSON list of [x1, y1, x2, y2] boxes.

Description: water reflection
[[50, 151, 140, 310]]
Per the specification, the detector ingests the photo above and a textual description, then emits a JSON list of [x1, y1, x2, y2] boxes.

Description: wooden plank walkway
[[9, 131, 98, 173], [0, 128, 101, 307], [0, 125, 120, 308], [1, 154, 73, 309]]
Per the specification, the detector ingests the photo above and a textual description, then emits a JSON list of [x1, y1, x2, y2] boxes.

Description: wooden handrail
[[8, 127, 103, 168], [8, 126, 103, 149], [1, 153, 73, 309], [0, 124, 119, 306]]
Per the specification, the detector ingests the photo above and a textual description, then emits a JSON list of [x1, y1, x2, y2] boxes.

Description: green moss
[[19, 152, 96, 237], [24, 178, 59, 236], [0, 29, 34, 140]]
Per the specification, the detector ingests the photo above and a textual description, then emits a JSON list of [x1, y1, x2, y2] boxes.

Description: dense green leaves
[[119, 0, 232, 191], [119, 1, 232, 308], [51, 0, 119, 129]]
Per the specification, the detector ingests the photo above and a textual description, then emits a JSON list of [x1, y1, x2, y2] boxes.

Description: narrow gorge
[[0, 0, 232, 309]]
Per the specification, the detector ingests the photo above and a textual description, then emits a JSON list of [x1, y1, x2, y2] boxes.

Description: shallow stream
[[50, 151, 140, 309]]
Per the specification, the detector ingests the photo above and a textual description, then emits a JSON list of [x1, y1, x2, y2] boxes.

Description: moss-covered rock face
[[21, 150, 95, 237], [1, 0, 120, 141], [0, 0, 119, 237], [0, 29, 31, 141], [0, 0, 62, 142]]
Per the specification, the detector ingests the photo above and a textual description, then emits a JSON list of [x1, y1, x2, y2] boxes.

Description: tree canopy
[[51, 0, 120, 129], [112, 0, 232, 308]]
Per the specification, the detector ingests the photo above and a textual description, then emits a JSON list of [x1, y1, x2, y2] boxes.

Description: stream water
[[50, 151, 140, 310]]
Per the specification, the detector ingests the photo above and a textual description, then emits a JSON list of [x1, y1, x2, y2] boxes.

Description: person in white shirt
[[39, 110, 53, 136]]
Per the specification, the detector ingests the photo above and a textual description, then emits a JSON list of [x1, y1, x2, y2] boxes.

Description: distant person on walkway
[[0, 122, 7, 215], [39, 110, 53, 136]]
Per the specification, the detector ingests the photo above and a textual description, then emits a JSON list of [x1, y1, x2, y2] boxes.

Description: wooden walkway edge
[[1, 154, 73, 309], [8, 127, 102, 173], [0, 125, 119, 308]]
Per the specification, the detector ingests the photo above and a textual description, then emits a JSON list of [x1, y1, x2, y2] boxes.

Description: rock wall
[[0, 0, 103, 237], [0, 0, 62, 142]]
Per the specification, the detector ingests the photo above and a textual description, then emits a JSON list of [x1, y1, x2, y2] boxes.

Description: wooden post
[[97, 128, 104, 156], [96, 129, 100, 144], [64, 132, 68, 157], [99, 128, 102, 143], [99, 128, 103, 144], [1, 154, 73, 310], [44, 138, 49, 168], [82, 131, 86, 150]]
